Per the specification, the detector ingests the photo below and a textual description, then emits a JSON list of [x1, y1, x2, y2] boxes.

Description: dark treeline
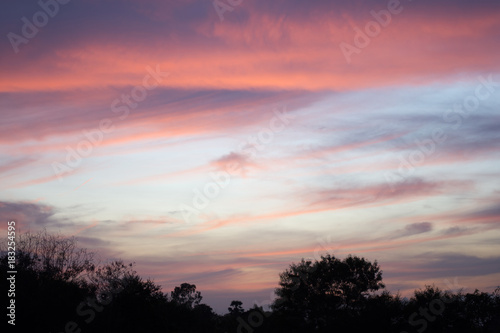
[[2, 230, 499, 333]]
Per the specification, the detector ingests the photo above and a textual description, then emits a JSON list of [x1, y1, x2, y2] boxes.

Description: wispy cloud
[[393, 222, 433, 238], [1, 0, 500, 313], [0, 201, 57, 228]]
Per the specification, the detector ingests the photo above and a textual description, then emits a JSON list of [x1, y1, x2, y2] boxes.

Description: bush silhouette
[[2, 230, 499, 332]]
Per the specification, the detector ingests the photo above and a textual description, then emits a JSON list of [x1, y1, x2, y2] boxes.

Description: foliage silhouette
[[272, 254, 384, 330], [1, 230, 499, 332], [171, 282, 202, 309], [228, 300, 244, 315]]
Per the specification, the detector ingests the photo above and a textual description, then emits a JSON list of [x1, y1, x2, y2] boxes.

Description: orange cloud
[[1, 9, 499, 93]]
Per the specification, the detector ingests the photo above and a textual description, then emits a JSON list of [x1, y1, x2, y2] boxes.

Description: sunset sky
[[1, 0, 499, 313]]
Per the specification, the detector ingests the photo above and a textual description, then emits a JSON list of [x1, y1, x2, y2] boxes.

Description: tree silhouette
[[3, 230, 500, 332], [88, 272, 169, 333], [228, 300, 244, 315], [1, 230, 94, 332], [170, 282, 202, 309], [15, 229, 95, 282], [88, 260, 136, 301], [400, 285, 500, 333], [272, 254, 384, 330]]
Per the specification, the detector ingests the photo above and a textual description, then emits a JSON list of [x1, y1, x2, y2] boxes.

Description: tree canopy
[[272, 254, 385, 330], [170, 282, 202, 309], [2, 230, 499, 332]]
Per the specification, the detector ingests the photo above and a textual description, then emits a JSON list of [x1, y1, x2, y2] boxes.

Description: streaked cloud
[[1, 0, 499, 313]]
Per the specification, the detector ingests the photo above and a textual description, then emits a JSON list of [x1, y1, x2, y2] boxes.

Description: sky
[[1, 0, 500, 313]]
